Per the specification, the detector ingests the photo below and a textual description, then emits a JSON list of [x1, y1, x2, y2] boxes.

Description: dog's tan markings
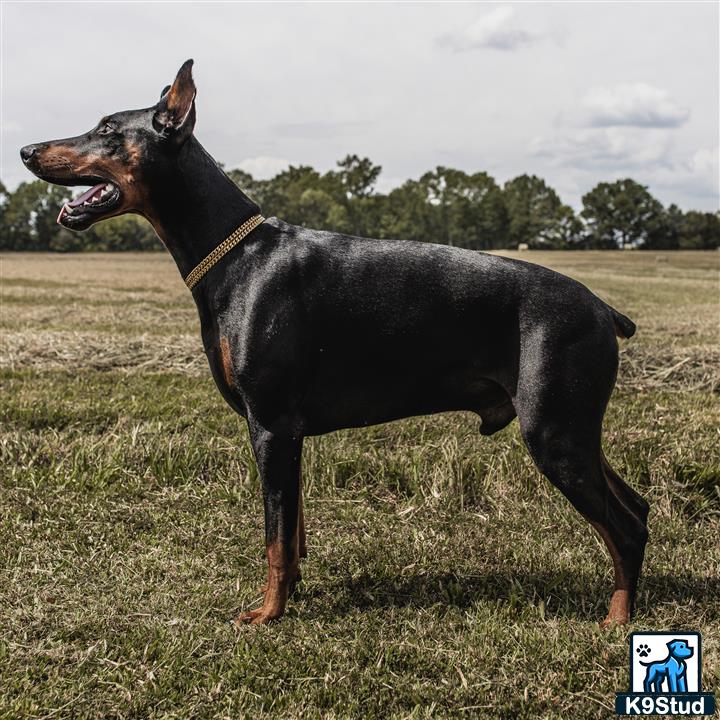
[[95, 140, 145, 213], [123, 143, 143, 194], [590, 520, 632, 626], [604, 589, 632, 627], [219, 336, 234, 388], [37, 140, 151, 222], [36, 145, 88, 178], [257, 489, 305, 595], [236, 534, 300, 626]]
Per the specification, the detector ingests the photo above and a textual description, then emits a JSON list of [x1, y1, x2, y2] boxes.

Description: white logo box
[[630, 632, 701, 693]]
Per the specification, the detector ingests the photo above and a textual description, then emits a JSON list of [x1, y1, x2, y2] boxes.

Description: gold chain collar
[[184, 214, 265, 290]]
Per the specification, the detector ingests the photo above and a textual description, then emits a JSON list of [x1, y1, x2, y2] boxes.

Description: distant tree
[[545, 204, 584, 248], [0, 180, 71, 250], [581, 179, 666, 249], [677, 210, 720, 249], [330, 155, 383, 236], [295, 188, 347, 230], [503, 174, 578, 248], [381, 179, 434, 241], [261, 165, 316, 221], [353, 194, 387, 239], [419, 167, 508, 249], [2, 168, 716, 252], [240, 164, 361, 234], [655, 204, 684, 250], [335, 155, 381, 199], [85, 215, 162, 251]]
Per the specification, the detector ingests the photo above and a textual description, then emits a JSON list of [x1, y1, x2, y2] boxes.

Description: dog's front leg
[[236, 418, 303, 625]]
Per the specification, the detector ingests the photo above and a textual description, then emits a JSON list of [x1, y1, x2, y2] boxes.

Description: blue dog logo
[[640, 639, 694, 693], [616, 631, 716, 716]]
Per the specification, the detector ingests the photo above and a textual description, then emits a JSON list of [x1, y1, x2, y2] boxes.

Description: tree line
[[1, 156, 718, 251]]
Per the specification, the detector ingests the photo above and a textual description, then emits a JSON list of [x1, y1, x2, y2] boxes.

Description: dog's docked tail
[[609, 306, 636, 339]]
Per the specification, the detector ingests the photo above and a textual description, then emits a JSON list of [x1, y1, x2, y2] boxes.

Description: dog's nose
[[20, 145, 38, 164]]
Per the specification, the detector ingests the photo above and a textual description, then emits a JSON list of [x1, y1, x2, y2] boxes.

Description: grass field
[[1, 250, 718, 719]]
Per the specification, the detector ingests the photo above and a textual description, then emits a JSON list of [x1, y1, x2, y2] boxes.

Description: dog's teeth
[[57, 204, 74, 223]]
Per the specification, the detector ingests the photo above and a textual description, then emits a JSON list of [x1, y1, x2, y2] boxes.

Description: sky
[[1, 1, 718, 211]]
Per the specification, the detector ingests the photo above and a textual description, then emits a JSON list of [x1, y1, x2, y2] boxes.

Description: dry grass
[[0, 249, 718, 719], [1, 331, 204, 375]]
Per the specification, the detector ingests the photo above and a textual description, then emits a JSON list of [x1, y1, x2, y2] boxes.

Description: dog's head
[[667, 639, 694, 660], [20, 60, 197, 231]]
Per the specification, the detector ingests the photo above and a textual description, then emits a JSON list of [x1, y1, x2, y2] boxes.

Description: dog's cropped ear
[[159, 85, 171, 100], [154, 59, 196, 144]]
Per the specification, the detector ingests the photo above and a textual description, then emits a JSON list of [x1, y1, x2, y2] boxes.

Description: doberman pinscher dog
[[21, 60, 649, 626]]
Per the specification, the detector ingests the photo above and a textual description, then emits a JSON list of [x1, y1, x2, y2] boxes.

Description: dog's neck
[[143, 136, 260, 280]]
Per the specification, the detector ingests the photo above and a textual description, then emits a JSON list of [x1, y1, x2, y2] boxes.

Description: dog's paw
[[234, 607, 284, 626], [636, 643, 651, 658]]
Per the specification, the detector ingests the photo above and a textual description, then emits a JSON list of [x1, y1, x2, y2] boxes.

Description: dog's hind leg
[[521, 423, 647, 625], [514, 331, 648, 626], [601, 451, 650, 525]]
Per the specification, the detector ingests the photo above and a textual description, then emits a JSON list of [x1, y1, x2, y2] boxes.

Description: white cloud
[[235, 156, 292, 179], [529, 127, 673, 169], [438, 7, 540, 52], [688, 147, 719, 183], [645, 147, 719, 202], [528, 81, 708, 206], [581, 83, 690, 128], [531, 131, 718, 207]]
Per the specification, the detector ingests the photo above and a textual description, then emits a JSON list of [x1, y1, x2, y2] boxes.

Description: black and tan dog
[[21, 60, 649, 626]]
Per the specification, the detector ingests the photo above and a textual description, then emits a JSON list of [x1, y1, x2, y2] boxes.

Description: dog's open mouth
[[57, 182, 122, 227]]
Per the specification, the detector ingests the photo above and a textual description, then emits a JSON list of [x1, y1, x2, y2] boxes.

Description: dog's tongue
[[68, 183, 105, 208]]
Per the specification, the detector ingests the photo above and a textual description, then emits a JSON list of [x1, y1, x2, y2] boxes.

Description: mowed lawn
[[1, 250, 718, 719]]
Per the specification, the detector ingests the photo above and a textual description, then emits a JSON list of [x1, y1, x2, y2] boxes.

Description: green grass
[[1, 251, 719, 719]]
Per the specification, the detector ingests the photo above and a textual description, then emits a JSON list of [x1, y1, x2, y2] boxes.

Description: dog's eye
[[97, 123, 115, 135]]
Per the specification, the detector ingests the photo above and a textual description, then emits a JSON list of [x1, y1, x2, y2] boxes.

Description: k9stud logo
[[615, 632, 716, 716]]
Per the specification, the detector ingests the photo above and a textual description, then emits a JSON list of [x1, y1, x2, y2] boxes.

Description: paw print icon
[[636, 643, 651, 658]]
